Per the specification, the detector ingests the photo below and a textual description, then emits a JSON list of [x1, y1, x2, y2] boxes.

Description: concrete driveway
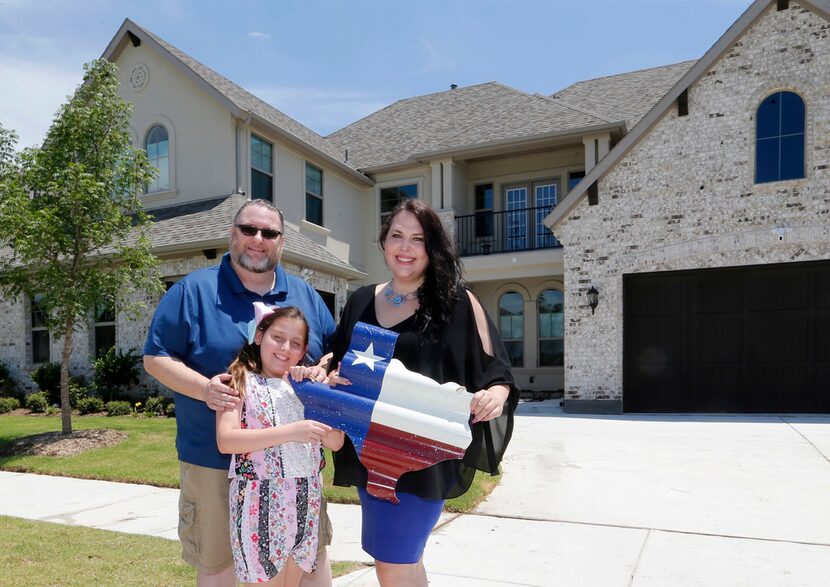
[[429, 401, 830, 586]]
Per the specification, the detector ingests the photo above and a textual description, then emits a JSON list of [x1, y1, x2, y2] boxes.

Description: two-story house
[[2, 0, 827, 413]]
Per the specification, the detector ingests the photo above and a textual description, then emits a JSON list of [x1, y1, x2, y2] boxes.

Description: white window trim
[[142, 115, 177, 199]]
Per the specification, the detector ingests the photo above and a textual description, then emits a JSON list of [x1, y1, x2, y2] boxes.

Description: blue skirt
[[358, 487, 445, 564]]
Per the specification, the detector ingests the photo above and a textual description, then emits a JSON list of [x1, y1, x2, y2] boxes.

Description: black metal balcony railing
[[455, 206, 561, 256]]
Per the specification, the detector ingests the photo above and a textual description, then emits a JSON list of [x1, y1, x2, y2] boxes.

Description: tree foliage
[[0, 59, 163, 433]]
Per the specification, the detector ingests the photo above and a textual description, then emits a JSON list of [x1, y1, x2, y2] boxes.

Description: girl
[[216, 303, 344, 587]]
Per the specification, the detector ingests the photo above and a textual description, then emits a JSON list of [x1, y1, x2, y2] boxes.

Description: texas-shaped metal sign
[[289, 322, 473, 503]]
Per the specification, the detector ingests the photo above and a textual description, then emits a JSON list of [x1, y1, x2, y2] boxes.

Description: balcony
[[455, 206, 561, 257]]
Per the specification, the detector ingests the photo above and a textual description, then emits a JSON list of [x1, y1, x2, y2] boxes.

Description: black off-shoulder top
[[329, 284, 519, 500]]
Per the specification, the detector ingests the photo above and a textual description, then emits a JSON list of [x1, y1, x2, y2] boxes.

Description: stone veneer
[[554, 4, 830, 405], [0, 252, 348, 394]]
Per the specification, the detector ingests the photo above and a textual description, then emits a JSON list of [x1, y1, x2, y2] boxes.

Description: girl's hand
[[286, 365, 327, 382], [287, 420, 332, 443], [470, 385, 510, 423]]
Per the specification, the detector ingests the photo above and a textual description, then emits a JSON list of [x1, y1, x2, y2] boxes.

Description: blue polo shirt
[[144, 253, 336, 469]]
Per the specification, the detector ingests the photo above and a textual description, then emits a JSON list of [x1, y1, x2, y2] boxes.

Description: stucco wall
[[116, 42, 238, 206], [554, 4, 830, 402]]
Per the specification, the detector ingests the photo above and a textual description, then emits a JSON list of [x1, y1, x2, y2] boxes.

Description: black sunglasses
[[235, 224, 282, 240]]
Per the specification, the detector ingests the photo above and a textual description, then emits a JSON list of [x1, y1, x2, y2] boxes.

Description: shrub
[[144, 396, 166, 416], [0, 397, 20, 414], [105, 400, 132, 417], [32, 362, 61, 406], [0, 361, 23, 401], [93, 348, 140, 403], [165, 402, 175, 418], [77, 396, 104, 415], [68, 378, 90, 409], [25, 392, 49, 413]]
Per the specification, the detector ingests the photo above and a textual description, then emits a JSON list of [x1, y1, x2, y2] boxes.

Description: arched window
[[499, 292, 524, 367], [538, 289, 564, 367], [755, 91, 805, 184], [145, 125, 169, 192]]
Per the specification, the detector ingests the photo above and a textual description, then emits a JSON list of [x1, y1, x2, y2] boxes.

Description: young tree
[[0, 59, 163, 434]]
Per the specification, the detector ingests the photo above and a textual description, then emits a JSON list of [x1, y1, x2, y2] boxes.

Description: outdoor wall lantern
[[587, 286, 599, 315]]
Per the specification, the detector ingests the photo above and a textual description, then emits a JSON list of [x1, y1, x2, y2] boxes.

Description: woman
[[329, 199, 519, 586]]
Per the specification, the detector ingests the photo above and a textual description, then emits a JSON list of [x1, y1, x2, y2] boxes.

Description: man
[[144, 200, 336, 587]]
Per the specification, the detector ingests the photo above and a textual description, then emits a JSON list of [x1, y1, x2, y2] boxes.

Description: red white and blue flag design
[[290, 322, 472, 503]]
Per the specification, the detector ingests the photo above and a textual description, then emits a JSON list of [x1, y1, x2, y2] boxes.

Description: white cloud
[[249, 86, 387, 135], [0, 58, 83, 149], [248, 31, 270, 40]]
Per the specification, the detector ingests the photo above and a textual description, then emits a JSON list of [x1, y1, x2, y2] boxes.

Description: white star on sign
[[351, 342, 384, 371]]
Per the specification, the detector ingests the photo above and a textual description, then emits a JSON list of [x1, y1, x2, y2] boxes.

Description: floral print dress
[[229, 372, 324, 583]]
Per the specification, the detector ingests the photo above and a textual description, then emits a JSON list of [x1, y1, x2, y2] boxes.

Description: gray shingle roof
[[328, 82, 616, 170], [145, 194, 362, 276], [121, 20, 362, 178], [552, 60, 697, 131]]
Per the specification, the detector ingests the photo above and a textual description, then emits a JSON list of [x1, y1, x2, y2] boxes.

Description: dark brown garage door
[[623, 260, 830, 413]]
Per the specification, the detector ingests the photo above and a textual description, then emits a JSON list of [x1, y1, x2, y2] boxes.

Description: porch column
[[430, 161, 442, 208], [441, 159, 455, 210]]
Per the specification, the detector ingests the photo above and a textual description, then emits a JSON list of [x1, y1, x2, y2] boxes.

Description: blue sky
[[1, 0, 751, 149]]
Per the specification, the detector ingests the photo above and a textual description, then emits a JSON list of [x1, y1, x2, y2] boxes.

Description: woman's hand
[[470, 385, 510, 423], [286, 420, 332, 443], [286, 365, 327, 382], [325, 362, 352, 386]]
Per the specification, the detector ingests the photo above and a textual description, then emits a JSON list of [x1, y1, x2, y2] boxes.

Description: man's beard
[[235, 251, 277, 273]]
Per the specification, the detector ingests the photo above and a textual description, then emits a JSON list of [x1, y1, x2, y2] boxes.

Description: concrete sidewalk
[[2, 400, 830, 586]]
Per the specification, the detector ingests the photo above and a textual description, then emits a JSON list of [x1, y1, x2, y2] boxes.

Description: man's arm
[[143, 355, 239, 410]]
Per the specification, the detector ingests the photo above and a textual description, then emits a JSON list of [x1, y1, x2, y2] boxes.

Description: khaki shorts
[[178, 462, 233, 574], [178, 462, 333, 574]]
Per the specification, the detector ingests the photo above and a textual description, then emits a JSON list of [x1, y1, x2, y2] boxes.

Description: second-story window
[[145, 125, 169, 192], [251, 134, 273, 201], [474, 184, 494, 239], [380, 183, 417, 224], [756, 91, 805, 184], [305, 162, 323, 226]]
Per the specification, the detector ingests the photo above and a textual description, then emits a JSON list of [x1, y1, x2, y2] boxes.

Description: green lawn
[[0, 414, 499, 511], [1, 515, 195, 586], [0, 515, 366, 583]]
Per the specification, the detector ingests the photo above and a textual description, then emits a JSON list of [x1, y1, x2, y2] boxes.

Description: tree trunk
[[60, 316, 74, 435]]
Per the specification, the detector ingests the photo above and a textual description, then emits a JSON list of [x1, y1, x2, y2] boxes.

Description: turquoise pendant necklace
[[384, 283, 417, 306]]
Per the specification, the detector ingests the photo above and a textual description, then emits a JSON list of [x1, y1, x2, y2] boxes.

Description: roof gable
[[545, 0, 830, 230], [103, 19, 372, 186]]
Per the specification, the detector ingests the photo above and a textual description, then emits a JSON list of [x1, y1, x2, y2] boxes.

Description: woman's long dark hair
[[228, 306, 309, 398], [379, 199, 463, 334]]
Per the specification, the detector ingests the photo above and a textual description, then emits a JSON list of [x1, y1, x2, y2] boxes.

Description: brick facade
[[0, 253, 347, 394], [555, 4, 830, 404]]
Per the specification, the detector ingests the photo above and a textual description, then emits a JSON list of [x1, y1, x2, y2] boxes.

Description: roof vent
[[450, 83, 458, 90]]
